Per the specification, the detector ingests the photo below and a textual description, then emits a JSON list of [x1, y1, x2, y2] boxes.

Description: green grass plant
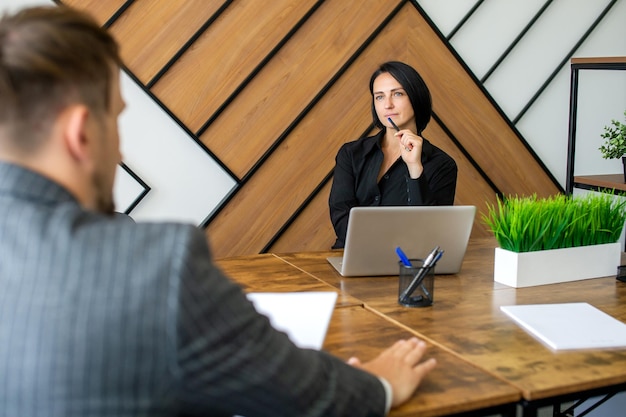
[[482, 193, 626, 253]]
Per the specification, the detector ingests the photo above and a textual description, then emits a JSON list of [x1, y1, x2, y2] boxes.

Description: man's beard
[[92, 170, 115, 215]]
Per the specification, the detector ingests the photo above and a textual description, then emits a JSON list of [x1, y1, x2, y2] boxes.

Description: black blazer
[[329, 130, 457, 248]]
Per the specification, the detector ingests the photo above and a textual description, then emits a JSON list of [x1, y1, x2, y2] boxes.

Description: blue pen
[[387, 117, 400, 131], [395, 247, 412, 267]]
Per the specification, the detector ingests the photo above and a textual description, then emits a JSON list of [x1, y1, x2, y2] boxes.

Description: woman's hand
[[395, 130, 424, 178]]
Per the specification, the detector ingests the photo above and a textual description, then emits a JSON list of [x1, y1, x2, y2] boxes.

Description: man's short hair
[[0, 6, 121, 151]]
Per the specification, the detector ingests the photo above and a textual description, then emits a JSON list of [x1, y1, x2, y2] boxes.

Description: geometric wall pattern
[[52, 0, 622, 257]]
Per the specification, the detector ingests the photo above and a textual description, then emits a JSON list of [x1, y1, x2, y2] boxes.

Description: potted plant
[[482, 193, 626, 287], [599, 110, 626, 181]]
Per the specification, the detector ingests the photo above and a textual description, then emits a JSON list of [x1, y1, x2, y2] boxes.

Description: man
[[0, 5, 436, 416]]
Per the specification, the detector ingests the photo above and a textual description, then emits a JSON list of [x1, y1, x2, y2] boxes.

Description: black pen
[[399, 246, 440, 302], [387, 117, 400, 131], [422, 246, 439, 267], [388, 117, 413, 151], [419, 250, 443, 302]]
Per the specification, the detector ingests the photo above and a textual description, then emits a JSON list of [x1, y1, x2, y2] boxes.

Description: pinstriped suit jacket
[[0, 162, 386, 417]]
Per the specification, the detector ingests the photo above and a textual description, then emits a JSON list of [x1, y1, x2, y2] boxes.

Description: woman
[[329, 61, 457, 249]]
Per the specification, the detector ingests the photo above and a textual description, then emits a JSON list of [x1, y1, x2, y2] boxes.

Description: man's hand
[[347, 337, 437, 408]]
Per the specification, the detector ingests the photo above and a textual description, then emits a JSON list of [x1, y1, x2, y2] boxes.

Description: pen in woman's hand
[[387, 117, 412, 151], [387, 117, 400, 132]]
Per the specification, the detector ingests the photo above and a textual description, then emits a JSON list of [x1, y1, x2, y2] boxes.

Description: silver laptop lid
[[328, 206, 476, 276]]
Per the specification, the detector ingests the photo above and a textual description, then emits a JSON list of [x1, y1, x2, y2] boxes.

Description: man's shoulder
[[74, 212, 205, 250], [112, 217, 201, 240]]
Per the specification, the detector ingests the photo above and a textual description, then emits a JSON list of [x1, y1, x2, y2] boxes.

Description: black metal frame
[[520, 382, 626, 417], [447, 402, 517, 417], [118, 162, 151, 215], [565, 59, 626, 195]]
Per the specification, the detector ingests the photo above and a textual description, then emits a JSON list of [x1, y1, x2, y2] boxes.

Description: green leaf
[[480, 192, 626, 253]]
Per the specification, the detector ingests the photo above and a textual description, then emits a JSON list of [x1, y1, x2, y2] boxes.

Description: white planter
[[494, 243, 622, 288]]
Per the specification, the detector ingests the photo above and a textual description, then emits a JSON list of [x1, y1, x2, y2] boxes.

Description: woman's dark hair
[[369, 61, 432, 134]]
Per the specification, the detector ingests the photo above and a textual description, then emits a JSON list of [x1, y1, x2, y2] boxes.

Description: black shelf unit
[[566, 57, 626, 195]]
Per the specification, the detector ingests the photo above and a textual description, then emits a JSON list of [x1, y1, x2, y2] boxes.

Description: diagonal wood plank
[[207, 2, 522, 257], [60, 0, 126, 25], [421, 119, 497, 238], [204, 5, 429, 257], [198, 0, 403, 178], [268, 181, 337, 253], [151, 0, 320, 136], [269, 112, 498, 255], [107, 0, 228, 83], [402, 4, 561, 197]]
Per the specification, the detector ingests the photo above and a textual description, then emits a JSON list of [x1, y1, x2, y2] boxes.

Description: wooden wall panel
[[206, 10, 408, 257], [400, 6, 561, 198], [206, 2, 496, 257], [108, 0, 227, 83], [151, 0, 320, 135], [269, 110, 497, 256], [61, 0, 125, 24], [422, 119, 496, 239], [197, 0, 402, 178], [268, 181, 336, 254], [65, 0, 561, 258]]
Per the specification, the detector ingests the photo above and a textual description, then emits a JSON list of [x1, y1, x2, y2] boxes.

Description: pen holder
[[398, 259, 435, 307]]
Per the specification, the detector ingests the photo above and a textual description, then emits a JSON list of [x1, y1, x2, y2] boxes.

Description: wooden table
[[216, 252, 520, 417], [276, 238, 626, 417], [322, 306, 518, 417], [215, 253, 362, 307]]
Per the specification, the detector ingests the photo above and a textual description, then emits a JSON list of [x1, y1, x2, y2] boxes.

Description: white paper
[[246, 292, 338, 350], [501, 303, 626, 351]]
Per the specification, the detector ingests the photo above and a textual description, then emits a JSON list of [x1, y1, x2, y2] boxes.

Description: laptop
[[327, 205, 476, 276]]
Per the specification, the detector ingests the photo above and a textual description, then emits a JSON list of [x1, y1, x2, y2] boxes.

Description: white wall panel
[[484, 0, 610, 120], [1, 0, 49, 12], [449, 0, 547, 79], [415, 0, 478, 37], [575, 0, 626, 57], [114, 164, 148, 213], [515, 66, 571, 186], [516, 0, 626, 187], [117, 73, 236, 224]]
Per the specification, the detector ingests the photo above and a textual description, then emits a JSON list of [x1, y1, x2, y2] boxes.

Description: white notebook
[[501, 303, 626, 351], [247, 292, 338, 350]]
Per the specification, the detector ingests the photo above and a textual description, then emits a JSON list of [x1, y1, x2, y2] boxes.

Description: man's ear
[[63, 104, 92, 164]]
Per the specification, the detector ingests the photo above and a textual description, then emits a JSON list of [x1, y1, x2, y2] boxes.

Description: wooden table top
[[324, 306, 519, 417], [217, 250, 520, 416], [276, 238, 626, 402], [215, 253, 363, 308]]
